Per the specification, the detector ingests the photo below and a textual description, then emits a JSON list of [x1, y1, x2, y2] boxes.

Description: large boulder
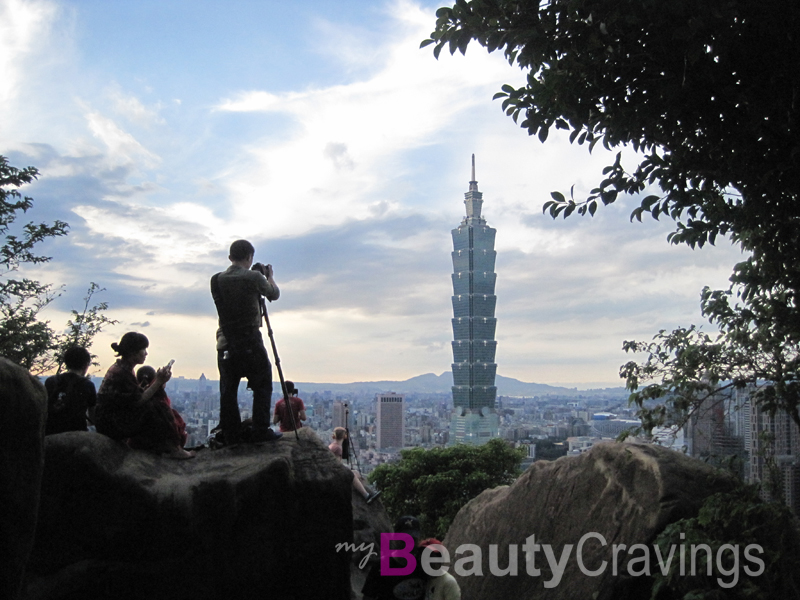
[[350, 479, 392, 599], [444, 442, 737, 600], [0, 358, 48, 600], [22, 427, 353, 600]]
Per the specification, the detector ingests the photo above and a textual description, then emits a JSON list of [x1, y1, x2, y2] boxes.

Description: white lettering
[[690, 544, 712, 576], [626, 544, 651, 577], [716, 544, 739, 589], [576, 532, 607, 577], [653, 543, 676, 576], [421, 544, 450, 577], [542, 544, 573, 588], [454, 544, 483, 577], [612, 543, 627, 575], [743, 544, 765, 577], [522, 534, 542, 576], [488, 544, 518, 576], [335, 542, 378, 570]]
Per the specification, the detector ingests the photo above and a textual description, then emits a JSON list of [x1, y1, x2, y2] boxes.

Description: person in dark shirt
[[44, 346, 97, 435], [210, 239, 282, 444]]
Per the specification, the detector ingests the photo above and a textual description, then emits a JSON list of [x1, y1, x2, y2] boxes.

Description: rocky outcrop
[[350, 478, 392, 599], [444, 442, 737, 600], [23, 427, 354, 600], [0, 358, 48, 600]]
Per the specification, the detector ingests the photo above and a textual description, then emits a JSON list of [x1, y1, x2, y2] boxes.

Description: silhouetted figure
[[96, 332, 194, 459], [210, 239, 282, 444], [44, 346, 96, 435], [272, 380, 307, 432], [135, 365, 188, 448]]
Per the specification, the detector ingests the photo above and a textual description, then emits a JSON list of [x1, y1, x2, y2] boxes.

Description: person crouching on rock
[[95, 332, 195, 460], [135, 365, 189, 449]]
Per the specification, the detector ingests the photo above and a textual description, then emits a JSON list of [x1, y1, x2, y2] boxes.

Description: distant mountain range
[[260, 372, 624, 397], [93, 371, 625, 397]]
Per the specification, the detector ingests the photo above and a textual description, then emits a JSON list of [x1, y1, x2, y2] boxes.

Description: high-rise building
[[449, 156, 500, 445], [333, 400, 350, 430], [749, 397, 800, 513], [376, 393, 405, 449]]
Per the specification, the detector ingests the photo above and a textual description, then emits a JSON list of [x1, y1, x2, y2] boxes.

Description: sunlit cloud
[[0, 0, 57, 106], [1, 0, 746, 387]]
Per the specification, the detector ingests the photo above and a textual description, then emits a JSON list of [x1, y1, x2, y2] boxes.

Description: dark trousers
[[217, 331, 273, 437]]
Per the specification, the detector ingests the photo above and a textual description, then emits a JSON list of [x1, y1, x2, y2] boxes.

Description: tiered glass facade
[[450, 157, 499, 444]]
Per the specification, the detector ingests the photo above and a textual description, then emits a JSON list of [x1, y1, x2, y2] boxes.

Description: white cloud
[[3, 0, 748, 386], [0, 0, 57, 106], [84, 109, 161, 169], [210, 5, 522, 244], [107, 83, 164, 126]]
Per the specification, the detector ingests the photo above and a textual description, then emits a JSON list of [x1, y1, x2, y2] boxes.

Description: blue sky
[[1, 0, 744, 387]]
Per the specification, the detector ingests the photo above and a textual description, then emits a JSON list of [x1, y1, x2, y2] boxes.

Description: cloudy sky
[[1, 0, 744, 387]]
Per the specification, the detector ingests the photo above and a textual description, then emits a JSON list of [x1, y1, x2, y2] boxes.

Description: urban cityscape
[[83, 158, 800, 516]]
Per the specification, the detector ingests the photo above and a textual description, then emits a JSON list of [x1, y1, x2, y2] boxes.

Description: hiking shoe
[[366, 490, 382, 504], [250, 428, 283, 443], [208, 430, 242, 449]]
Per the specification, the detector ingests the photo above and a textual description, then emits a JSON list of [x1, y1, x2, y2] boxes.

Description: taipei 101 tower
[[449, 156, 499, 445]]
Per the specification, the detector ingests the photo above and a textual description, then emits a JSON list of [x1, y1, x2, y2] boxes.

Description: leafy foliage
[[0, 156, 116, 373], [621, 283, 800, 433], [650, 486, 800, 599], [424, 1, 800, 429], [368, 438, 525, 539]]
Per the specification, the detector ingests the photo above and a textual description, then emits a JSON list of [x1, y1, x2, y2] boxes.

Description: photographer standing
[[210, 239, 282, 445]]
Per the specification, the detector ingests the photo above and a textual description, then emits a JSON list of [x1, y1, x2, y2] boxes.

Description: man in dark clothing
[[44, 346, 97, 435], [210, 239, 282, 444], [362, 515, 428, 600]]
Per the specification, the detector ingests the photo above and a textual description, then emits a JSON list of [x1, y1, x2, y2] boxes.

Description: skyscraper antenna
[[469, 154, 479, 193]]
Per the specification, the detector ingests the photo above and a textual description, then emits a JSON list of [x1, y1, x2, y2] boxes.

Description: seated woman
[[135, 365, 189, 449], [96, 332, 194, 460], [330, 427, 380, 504]]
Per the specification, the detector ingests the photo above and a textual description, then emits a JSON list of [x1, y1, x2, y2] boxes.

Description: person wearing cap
[[272, 380, 306, 432], [419, 539, 460, 600], [361, 515, 428, 600]]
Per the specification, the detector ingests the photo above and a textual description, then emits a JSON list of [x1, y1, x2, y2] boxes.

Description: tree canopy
[[0, 156, 114, 373], [368, 438, 525, 539], [424, 0, 800, 430]]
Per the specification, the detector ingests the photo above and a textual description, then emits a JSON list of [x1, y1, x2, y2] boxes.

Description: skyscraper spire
[[469, 154, 478, 192], [464, 154, 483, 221]]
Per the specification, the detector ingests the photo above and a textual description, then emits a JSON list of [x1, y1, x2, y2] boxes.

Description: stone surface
[[0, 358, 48, 600], [349, 476, 392, 599], [23, 427, 353, 600], [443, 442, 737, 600]]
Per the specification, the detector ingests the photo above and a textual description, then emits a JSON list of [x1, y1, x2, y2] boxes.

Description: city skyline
[[1, 0, 744, 387]]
